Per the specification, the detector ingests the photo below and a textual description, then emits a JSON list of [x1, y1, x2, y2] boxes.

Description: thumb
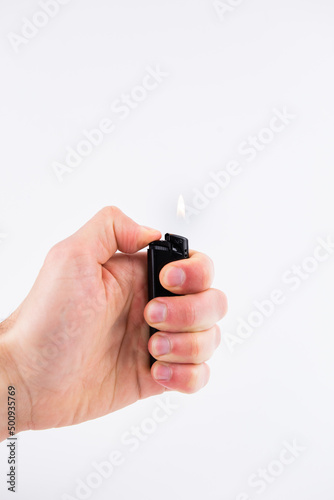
[[70, 206, 161, 264]]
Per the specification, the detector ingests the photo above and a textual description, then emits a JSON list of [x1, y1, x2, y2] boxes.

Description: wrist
[[0, 328, 32, 441]]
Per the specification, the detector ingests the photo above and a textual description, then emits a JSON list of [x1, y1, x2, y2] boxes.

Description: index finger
[[159, 250, 215, 295]]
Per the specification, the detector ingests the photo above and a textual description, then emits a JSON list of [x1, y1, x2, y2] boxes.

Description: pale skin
[[0, 207, 227, 441]]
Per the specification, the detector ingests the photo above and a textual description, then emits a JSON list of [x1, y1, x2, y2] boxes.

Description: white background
[[1, 1, 334, 499]]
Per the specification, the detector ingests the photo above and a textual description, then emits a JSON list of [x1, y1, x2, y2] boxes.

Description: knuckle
[[185, 365, 200, 393], [215, 290, 228, 318], [208, 255, 215, 275], [45, 239, 87, 268], [183, 300, 196, 328], [190, 334, 201, 363], [45, 241, 70, 263], [214, 324, 221, 348], [200, 262, 211, 289], [203, 255, 214, 287], [100, 206, 120, 219]]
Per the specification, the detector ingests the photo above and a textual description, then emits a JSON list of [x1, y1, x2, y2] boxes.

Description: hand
[[0, 207, 227, 437]]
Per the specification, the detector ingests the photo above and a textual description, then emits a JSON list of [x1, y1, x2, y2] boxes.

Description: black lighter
[[147, 233, 189, 365]]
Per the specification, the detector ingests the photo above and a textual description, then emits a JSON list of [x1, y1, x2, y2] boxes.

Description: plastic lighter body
[[147, 233, 189, 365]]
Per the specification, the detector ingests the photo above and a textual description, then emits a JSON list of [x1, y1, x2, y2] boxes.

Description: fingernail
[[147, 302, 167, 323], [153, 363, 172, 382], [151, 335, 171, 356], [164, 266, 185, 287]]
